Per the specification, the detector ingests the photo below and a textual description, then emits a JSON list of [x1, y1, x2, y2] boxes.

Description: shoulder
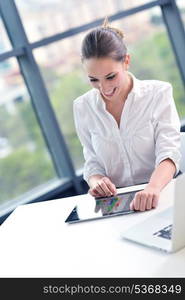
[[73, 89, 99, 126], [140, 79, 172, 95]]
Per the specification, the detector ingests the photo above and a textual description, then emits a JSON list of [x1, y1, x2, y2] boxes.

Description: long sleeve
[[73, 100, 106, 183], [152, 83, 181, 175], [72, 76, 181, 188]]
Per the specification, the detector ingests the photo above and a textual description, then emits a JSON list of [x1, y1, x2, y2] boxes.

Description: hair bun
[[101, 16, 125, 39]]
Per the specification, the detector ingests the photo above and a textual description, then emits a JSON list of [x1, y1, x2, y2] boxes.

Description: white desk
[[0, 180, 185, 278]]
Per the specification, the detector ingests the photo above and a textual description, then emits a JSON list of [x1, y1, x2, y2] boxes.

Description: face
[[83, 55, 130, 102]]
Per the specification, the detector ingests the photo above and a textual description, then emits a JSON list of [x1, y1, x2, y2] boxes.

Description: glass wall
[[0, 18, 12, 54], [34, 33, 89, 171], [177, 0, 185, 30], [124, 6, 185, 118], [34, 5, 185, 171], [15, 0, 128, 42], [0, 0, 185, 216], [0, 57, 57, 206]]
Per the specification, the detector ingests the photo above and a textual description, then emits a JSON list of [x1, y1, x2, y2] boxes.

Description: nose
[[98, 81, 110, 93]]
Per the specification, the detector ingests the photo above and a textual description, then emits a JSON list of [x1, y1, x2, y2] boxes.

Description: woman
[[73, 19, 181, 211]]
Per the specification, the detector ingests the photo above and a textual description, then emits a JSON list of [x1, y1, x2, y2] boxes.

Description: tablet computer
[[65, 189, 142, 224]]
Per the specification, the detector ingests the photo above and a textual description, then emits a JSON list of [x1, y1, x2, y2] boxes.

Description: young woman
[[73, 19, 181, 211]]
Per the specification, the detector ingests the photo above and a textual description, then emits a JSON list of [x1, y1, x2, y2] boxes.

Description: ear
[[123, 54, 130, 70]]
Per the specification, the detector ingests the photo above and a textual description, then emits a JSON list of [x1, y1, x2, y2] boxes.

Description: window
[[0, 58, 58, 207], [0, 19, 12, 54], [32, 2, 185, 171], [0, 0, 185, 220], [34, 33, 90, 171], [15, 0, 129, 42], [176, 0, 185, 29], [124, 6, 185, 118], [121, 0, 156, 10]]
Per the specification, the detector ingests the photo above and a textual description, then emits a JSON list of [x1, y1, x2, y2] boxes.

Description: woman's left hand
[[130, 186, 160, 211]]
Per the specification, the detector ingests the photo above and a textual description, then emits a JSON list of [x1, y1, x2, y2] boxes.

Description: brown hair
[[81, 17, 127, 62]]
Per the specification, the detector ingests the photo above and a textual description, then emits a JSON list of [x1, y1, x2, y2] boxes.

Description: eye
[[106, 74, 116, 80], [89, 78, 98, 82]]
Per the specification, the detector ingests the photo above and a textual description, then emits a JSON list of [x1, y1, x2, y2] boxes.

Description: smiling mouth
[[102, 87, 117, 97]]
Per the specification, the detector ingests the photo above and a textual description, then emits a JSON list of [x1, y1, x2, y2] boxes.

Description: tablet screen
[[65, 190, 141, 223]]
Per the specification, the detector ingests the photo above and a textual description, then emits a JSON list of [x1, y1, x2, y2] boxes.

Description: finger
[[132, 193, 141, 210], [98, 181, 112, 196], [89, 186, 104, 197], [103, 178, 117, 195], [146, 194, 153, 210], [152, 194, 159, 208], [139, 193, 147, 211], [96, 185, 106, 197], [90, 181, 107, 196], [88, 188, 100, 197]]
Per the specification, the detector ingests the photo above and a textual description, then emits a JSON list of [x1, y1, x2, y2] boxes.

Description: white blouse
[[73, 73, 181, 187]]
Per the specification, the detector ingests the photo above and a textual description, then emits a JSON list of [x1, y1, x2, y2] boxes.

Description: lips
[[103, 87, 116, 97]]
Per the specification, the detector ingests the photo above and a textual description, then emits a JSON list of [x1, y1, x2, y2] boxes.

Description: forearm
[[147, 158, 176, 191]]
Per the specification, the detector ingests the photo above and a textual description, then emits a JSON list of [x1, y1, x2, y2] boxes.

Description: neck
[[120, 73, 133, 102]]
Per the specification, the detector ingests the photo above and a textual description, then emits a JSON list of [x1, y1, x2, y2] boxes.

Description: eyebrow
[[88, 72, 115, 79]]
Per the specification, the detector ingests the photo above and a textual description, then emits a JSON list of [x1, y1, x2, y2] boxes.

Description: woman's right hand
[[88, 175, 117, 197]]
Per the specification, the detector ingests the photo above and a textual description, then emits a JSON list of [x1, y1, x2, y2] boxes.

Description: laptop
[[121, 173, 185, 253]]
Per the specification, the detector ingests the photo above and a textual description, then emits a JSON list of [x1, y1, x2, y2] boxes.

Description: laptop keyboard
[[153, 224, 172, 240]]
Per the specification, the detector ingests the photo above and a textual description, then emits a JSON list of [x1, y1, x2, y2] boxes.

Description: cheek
[[116, 74, 124, 85], [90, 81, 99, 89]]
